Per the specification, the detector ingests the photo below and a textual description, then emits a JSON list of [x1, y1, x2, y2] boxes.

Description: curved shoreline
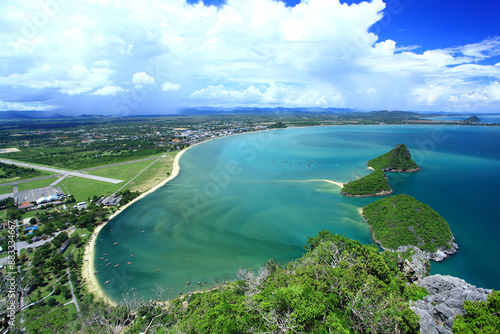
[[82, 147, 190, 306]]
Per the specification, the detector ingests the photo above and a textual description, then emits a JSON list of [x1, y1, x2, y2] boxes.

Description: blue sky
[[1, 0, 499, 115]]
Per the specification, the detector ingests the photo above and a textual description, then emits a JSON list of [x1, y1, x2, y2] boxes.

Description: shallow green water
[[95, 125, 500, 302]]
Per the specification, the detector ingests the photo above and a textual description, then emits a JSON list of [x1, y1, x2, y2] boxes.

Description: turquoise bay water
[[95, 125, 500, 302]]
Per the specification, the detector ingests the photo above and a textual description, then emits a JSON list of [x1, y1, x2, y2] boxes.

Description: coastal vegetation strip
[[368, 144, 420, 172], [362, 194, 454, 253], [341, 169, 392, 197]]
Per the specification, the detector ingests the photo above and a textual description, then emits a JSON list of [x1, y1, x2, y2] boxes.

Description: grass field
[[0, 185, 12, 195], [122, 152, 175, 192], [60, 177, 121, 202], [84, 158, 158, 181], [60, 152, 177, 202], [17, 178, 58, 192]]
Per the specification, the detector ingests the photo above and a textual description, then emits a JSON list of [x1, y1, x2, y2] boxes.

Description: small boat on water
[[130, 254, 134, 257], [104, 281, 110, 284], [94, 271, 99, 274], [99, 264, 102, 267], [100, 257, 104, 260], [103, 253, 107, 256], [156, 269, 160, 271], [141, 230, 146, 233], [114, 264, 120, 267], [106, 263, 111, 266], [113, 242, 118, 245], [110, 229, 113, 232], [127, 262, 132, 265], [104, 259, 109, 262]]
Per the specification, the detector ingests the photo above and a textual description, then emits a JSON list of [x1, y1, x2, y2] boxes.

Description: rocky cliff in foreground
[[410, 275, 491, 334]]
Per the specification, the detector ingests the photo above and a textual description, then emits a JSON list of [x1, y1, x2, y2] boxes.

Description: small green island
[[362, 194, 458, 261], [368, 144, 420, 172], [340, 169, 392, 197], [463, 115, 481, 124]]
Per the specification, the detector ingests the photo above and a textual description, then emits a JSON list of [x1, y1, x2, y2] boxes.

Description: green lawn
[[84, 159, 156, 181], [21, 210, 37, 220], [0, 185, 12, 195], [17, 178, 58, 192], [0, 210, 7, 221], [60, 176, 121, 202], [125, 152, 176, 192], [62, 302, 78, 318]]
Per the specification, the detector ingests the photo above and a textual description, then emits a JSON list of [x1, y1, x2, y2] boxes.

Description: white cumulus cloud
[[162, 82, 181, 91], [132, 72, 155, 85], [0, 0, 499, 113]]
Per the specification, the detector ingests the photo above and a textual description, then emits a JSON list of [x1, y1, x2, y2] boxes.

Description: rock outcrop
[[410, 274, 491, 334], [399, 246, 430, 282], [392, 240, 459, 263]]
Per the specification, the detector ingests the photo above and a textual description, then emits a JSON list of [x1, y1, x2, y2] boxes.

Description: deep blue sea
[[95, 125, 500, 302]]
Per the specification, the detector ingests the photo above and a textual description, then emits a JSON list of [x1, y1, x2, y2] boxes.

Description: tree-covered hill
[[368, 144, 420, 172], [362, 194, 454, 254], [341, 169, 392, 197]]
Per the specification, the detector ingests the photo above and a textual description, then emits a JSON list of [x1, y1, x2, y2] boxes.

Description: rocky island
[[362, 194, 458, 261], [368, 144, 420, 172], [340, 169, 393, 197]]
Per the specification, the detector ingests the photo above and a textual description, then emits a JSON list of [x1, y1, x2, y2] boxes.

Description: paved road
[[66, 264, 80, 313], [0, 174, 60, 188], [0, 159, 123, 184]]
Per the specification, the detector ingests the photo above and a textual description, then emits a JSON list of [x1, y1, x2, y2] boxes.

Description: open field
[[59, 152, 177, 201], [60, 177, 121, 202], [0, 185, 12, 195], [119, 152, 176, 192], [17, 177, 58, 192], [84, 158, 159, 181]]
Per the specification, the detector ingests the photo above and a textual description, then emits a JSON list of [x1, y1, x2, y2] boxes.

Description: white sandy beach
[[276, 179, 345, 188], [81, 147, 189, 306]]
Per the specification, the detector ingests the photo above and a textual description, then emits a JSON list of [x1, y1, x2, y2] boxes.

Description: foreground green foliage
[[123, 231, 422, 333], [363, 194, 453, 253], [341, 169, 392, 196], [453, 290, 500, 333], [0, 162, 44, 180], [368, 144, 419, 172]]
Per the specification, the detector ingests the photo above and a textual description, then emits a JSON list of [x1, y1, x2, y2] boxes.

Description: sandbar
[[82, 147, 189, 306], [276, 179, 345, 188]]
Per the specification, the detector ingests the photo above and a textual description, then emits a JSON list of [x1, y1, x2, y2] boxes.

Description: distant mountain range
[[0, 108, 495, 120]]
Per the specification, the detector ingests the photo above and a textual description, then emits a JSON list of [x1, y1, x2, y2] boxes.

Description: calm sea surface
[[95, 125, 500, 302]]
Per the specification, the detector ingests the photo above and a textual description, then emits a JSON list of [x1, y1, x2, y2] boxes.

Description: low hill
[[463, 115, 481, 124], [368, 144, 420, 172], [341, 169, 392, 197], [362, 194, 458, 260]]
